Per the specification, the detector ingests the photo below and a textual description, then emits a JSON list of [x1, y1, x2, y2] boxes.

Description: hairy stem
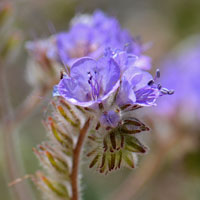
[[71, 118, 91, 200]]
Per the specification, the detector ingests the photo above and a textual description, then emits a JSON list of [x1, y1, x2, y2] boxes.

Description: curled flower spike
[[53, 49, 173, 175], [31, 10, 174, 200]]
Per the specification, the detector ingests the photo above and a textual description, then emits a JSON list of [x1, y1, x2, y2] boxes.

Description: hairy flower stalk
[[33, 48, 172, 200], [33, 98, 92, 200], [32, 10, 173, 200]]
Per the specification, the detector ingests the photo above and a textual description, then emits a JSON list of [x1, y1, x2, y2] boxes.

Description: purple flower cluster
[[52, 10, 173, 128], [48, 10, 175, 175]]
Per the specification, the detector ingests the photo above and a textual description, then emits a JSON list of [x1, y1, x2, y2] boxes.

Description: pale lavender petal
[[97, 57, 120, 95], [117, 78, 136, 106], [135, 87, 159, 106]]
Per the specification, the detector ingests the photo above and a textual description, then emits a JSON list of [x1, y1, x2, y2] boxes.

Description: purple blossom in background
[[155, 37, 200, 119], [55, 10, 151, 69]]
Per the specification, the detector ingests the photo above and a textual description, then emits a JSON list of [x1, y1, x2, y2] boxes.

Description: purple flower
[[56, 56, 120, 107], [106, 49, 172, 107], [55, 10, 151, 69], [116, 67, 159, 107]]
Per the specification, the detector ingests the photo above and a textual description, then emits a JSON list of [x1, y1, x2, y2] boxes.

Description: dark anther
[[60, 70, 64, 79], [157, 84, 162, 90], [148, 79, 154, 86], [156, 69, 160, 78], [95, 122, 100, 130], [161, 88, 174, 95], [98, 103, 104, 110]]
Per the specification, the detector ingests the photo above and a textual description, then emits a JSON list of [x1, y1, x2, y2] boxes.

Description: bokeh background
[[1, 0, 200, 199]]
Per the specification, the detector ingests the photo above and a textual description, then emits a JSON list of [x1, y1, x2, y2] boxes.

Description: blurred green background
[[1, 0, 200, 199]]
